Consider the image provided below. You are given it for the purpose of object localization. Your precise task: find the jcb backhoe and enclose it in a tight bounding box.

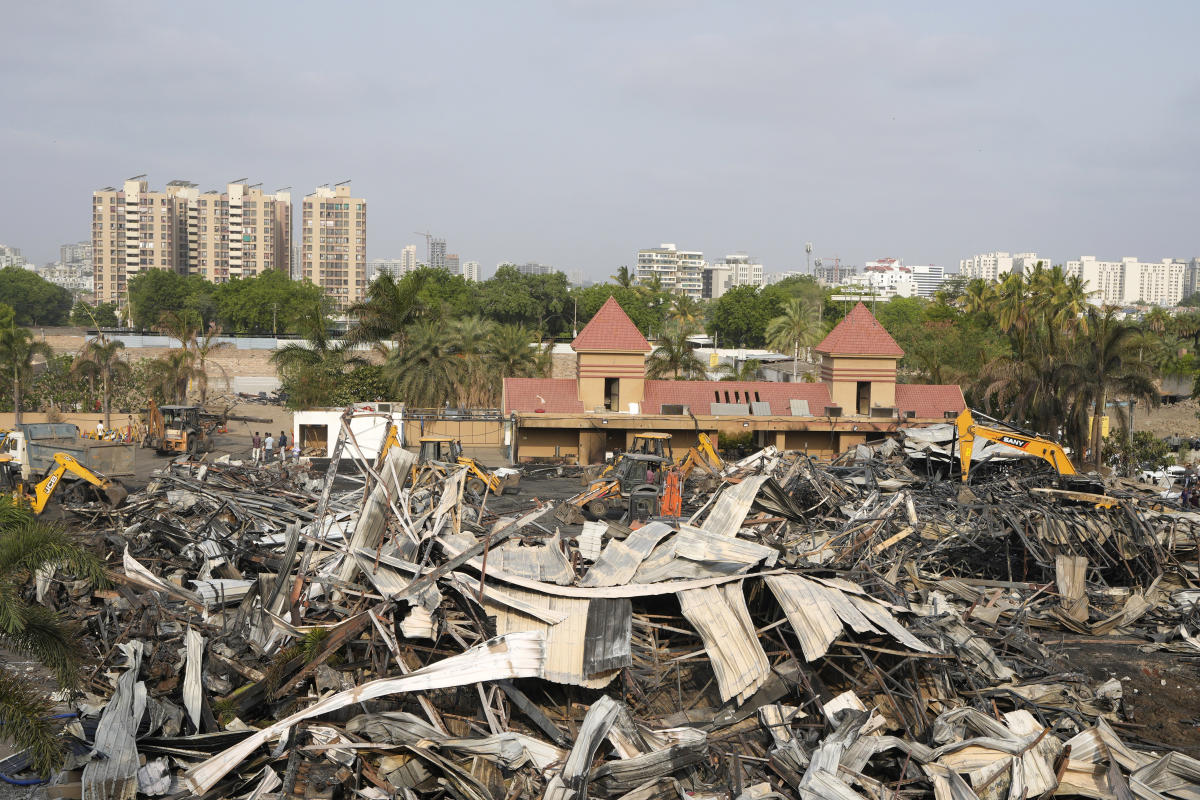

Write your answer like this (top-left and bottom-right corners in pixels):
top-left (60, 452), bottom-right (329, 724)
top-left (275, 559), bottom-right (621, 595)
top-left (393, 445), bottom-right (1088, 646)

top-left (15, 452), bottom-right (128, 515)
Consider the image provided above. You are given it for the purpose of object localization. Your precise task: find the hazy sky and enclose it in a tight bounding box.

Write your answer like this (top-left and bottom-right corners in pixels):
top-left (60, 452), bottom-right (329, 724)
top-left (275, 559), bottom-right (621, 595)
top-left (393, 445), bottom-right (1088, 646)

top-left (3, 1), bottom-right (1198, 279)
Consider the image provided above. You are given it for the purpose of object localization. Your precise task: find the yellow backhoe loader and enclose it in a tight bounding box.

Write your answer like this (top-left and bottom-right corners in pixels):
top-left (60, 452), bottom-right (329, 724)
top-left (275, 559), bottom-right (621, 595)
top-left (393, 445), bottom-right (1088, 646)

top-left (16, 452), bottom-right (128, 515)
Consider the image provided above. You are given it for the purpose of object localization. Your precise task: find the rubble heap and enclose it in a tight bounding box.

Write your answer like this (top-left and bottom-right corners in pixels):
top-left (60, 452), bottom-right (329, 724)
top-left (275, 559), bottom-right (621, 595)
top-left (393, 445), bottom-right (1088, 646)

top-left (12, 426), bottom-right (1200, 800)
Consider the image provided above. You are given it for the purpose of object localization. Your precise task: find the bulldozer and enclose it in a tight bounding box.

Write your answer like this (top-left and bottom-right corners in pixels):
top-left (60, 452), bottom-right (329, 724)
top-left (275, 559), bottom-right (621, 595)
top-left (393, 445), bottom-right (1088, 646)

top-left (144, 401), bottom-right (217, 455)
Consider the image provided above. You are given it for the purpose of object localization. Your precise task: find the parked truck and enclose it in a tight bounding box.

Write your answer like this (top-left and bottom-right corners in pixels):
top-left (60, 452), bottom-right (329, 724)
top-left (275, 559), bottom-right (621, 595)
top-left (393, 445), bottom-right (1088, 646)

top-left (0, 423), bottom-right (136, 481)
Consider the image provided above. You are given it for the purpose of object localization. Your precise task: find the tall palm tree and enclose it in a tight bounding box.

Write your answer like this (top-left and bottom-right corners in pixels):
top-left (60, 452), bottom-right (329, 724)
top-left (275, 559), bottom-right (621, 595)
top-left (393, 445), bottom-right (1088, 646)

top-left (346, 272), bottom-right (428, 345)
top-left (0, 326), bottom-right (54, 426)
top-left (610, 266), bottom-right (634, 289)
top-left (383, 322), bottom-right (463, 408)
top-left (192, 322), bottom-right (231, 405)
top-left (961, 278), bottom-right (995, 318)
top-left (715, 359), bottom-right (761, 381)
top-left (452, 316), bottom-right (497, 408)
top-left (489, 324), bottom-right (543, 380)
top-left (765, 298), bottom-right (822, 380)
top-left (668, 294), bottom-right (704, 330)
top-left (1061, 306), bottom-right (1159, 467)
top-left (271, 303), bottom-right (363, 409)
top-left (147, 348), bottom-right (201, 404)
top-left (73, 336), bottom-right (130, 428)
top-left (0, 500), bottom-right (107, 775)
top-left (645, 322), bottom-right (706, 380)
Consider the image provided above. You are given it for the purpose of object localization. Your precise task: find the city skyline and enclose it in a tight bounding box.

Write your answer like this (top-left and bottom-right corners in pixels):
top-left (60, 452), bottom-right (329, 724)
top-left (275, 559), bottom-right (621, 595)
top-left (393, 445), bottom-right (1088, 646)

top-left (3, 3), bottom-right (1199, 277)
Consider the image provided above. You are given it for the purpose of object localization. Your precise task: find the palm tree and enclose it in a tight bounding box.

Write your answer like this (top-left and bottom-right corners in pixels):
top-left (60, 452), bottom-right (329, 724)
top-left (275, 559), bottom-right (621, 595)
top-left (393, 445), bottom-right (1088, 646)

top-left (452, 316), bottom-right (497, 408)
top-left (765, 298), bottom-right (822, 380)
top-left (645, 322), bottom-right (707, 380)
top-left (73, 337), bottom-right (130, 428)
top-left (0, 326), bottom-right (54, 426)
top-left (0, 500), bottom-right (107, 775)
top-left (715, 359), bottom-right (761, 381)
top-left (489, 324), bottom-right (543, 380)
top-left (610, 266), bottom-right (634, 288)
top-left (271, 302), bottom-right (363, 409)
top-left (147, 348), bottom-right (201, 404)
top-left (668, 294), bottom-right (704, 330)
top-left (192, 322), bottom-right (231, 405)
top-left (346, 272), bottom-right (428, 345)
top-left (384, 322), bottom-right (463, 408)
top-left (961, 278), bottom-right (994, 318)
top-left (1061, 306), bottom-right (1159, 467)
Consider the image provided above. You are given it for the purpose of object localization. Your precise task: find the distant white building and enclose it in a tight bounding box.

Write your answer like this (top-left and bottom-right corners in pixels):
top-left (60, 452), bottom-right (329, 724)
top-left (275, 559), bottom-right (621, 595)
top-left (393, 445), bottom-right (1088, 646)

top-left (702, 253), bottom-right (764, 299)
top-left (959, 252), bottom-right (1046, 281)
top-left (636, 244), bottom-right (704, 299)
top-left (463, 260), bottom-right (481, 282)
top-left (764, 270), bottom-right (807, 285)
top-left (849, 259), bottom-right (914, 297)
top-left (1065, 256), bottom-right (1186, 307)
top-left (34, 262), bottom-right (92, 293)
top-left (908, 265), bottom-right (946, 297)
top-left (0, 245), bottom-right (24, 269)
top-left (400, 245), bottom-right (418, 273)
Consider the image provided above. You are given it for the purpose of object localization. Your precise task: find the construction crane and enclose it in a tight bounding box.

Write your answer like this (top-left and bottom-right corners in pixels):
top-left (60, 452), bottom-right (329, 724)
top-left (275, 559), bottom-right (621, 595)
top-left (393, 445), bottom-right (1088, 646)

top-left (413, 231), bottom-right (434, 265)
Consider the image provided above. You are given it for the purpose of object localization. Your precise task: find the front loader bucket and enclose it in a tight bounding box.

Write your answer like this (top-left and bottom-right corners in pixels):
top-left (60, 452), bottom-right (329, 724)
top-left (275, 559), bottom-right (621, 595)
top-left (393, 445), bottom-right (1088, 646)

top-left (102, 480), bottom-right (128, 509)
top-left (554, 503), bottom-right (586, 525)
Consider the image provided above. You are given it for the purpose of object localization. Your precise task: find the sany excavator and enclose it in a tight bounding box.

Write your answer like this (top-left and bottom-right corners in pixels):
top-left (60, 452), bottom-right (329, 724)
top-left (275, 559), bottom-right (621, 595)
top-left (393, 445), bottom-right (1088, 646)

top-left (377, 426), bottom-right (520, 496)
top-left (14, 452), bottom-right (128, 515)
top-left (955, 409), bottom-right (1100, 491)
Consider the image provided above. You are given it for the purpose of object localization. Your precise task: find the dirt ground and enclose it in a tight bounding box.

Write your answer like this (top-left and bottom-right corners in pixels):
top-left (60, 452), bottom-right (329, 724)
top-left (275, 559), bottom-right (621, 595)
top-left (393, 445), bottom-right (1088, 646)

top-left (1127, 397), bottom-right (1200, 440)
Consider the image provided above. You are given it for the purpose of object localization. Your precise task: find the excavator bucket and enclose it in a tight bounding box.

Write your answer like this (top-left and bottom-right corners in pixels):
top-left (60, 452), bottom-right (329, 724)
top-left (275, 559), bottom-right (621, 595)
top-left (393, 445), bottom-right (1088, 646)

top-left (101, 480), bottom-right (128, 509)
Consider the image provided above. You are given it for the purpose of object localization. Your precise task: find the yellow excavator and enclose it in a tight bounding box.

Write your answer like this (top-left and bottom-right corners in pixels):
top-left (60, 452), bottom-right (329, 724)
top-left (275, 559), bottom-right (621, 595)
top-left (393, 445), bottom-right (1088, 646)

top-left (378, 427), bottom-right (519, 496)
top-left (15, 452), bottom-right (128, 515)
top-left (955, 409), bottom-right (1085, 484)
top-left (677, 433), bottom-right (725, 482)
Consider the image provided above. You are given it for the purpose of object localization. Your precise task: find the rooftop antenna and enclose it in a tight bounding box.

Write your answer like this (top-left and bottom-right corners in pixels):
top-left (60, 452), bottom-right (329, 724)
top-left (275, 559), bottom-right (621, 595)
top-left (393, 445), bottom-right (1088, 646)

top-left (805, 242), bottom-right (813, 274)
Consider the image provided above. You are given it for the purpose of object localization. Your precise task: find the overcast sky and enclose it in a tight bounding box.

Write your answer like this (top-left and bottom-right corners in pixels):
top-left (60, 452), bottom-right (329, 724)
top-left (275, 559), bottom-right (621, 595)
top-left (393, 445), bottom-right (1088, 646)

top-left (3, 1), bottom-right (1198, 279)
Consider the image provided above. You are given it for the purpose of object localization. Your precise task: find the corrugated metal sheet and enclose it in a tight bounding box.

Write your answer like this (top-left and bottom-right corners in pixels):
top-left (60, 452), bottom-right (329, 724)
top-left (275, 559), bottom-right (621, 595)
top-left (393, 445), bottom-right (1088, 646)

top-left (582, 598), bottom-right (632, 674)
top-left (581, 522), bottom-right (672, 587)
top-left (750, 401), bottom-right (772, 416)
top-left (710, 403), bottom-right (751, 416)
top-left (677, 583), bottom-right (769, 705)
top-left (701, 475), bottom-right (771, 536)
top-left (485, 587), bottom-right (620, 688)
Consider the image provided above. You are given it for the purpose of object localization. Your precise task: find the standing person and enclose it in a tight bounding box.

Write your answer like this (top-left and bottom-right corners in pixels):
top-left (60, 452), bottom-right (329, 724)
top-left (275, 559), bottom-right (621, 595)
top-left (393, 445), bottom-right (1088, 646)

top-left (264, 432), bottom-right (275, 464)
top-left (278, 430), bottom-right (288, 462)
top-left (251, 431), bottom-right (262, 464)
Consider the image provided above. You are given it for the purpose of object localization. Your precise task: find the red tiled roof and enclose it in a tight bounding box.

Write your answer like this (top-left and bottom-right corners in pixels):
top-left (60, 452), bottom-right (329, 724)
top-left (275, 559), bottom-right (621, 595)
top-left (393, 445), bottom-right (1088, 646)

top-left (571, 296), bottom-right (651, 352)
top-left (642, 381), bottom-right (831, 416)
top-left (503, 378), bottom-right (584, 414)
top-left (815, 302), bottom-right (904, 357)
top-left (895, 384), bottom-right (966, 419)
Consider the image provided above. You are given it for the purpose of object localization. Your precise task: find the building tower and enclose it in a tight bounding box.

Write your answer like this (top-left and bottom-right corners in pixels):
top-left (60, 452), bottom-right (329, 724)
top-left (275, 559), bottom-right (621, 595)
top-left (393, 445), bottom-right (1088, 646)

top-left (301, 183), bottom-right (367, 311)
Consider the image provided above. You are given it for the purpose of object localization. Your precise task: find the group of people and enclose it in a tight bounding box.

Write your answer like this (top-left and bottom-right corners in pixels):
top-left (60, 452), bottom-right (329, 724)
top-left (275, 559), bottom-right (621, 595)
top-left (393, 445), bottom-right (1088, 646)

top-left (1181, 475), bottom-right (1200, 508)
top-left (250, 430), bottom-right (300, 464)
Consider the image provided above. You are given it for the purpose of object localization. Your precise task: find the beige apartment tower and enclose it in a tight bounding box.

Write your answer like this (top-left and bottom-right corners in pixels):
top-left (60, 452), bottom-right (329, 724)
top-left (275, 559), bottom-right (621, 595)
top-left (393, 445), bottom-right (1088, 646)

top-left (301, 184), bottom-right (367, 310)
top-left (92, 179), bottom-right (293, 304)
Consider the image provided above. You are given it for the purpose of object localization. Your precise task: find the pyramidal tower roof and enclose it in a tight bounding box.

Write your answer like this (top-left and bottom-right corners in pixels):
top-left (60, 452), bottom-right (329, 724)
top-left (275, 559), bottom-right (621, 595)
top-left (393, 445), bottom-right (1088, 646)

top-left (815, 302), bottom-right (904, 357)
top-left (571, 296), bottom-right (652, 352)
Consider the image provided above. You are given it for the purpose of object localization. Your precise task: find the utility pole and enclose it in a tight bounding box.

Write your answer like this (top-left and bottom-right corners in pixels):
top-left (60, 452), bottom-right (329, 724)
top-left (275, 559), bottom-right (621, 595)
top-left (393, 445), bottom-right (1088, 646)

top-left (272, 303), bottom-right (278, 337)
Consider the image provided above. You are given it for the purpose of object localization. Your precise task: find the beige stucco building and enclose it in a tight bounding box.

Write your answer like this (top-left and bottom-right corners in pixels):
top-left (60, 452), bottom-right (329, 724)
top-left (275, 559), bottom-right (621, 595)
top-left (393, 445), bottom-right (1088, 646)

top-left (301, 184), bottom-right (368, 311)
top-left (92, 179), bottom-right (293, 303)
top-left (503, 297), bottom-right (966, 463)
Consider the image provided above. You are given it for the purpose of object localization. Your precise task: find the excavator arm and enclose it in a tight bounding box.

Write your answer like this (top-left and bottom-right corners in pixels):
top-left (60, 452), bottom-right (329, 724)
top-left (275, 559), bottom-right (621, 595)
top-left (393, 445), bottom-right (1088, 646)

top-left (25, 453), bottom-right (128, 515)
top-left (955, 409), bottom-right (1078, 482)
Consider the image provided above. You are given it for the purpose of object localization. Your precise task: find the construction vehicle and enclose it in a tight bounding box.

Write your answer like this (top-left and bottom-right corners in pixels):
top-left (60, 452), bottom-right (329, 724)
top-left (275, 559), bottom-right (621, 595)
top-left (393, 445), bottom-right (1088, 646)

top-left (556, 452), bottom-right (672, 523)
top-left (582, 432), bottom-right (675, 483)
top-left (145, 401), bottom-right (216, 455)
top-left (402, 433), bottom-right (521, 496)
top-left (675, 433), bottom-right (725, 489)
top-left (1, 423), bottom-right (134, 481)
top-left (14, 452), bottom-right (127, 515)
top-left (955, 409), bottom-right (1100, 490)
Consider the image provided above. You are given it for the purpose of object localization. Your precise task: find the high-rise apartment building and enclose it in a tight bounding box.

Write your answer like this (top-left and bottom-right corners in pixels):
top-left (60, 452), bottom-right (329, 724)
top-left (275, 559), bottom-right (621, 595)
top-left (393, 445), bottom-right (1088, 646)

top-left (636, 244), bottom-right (704, 299)
top-left (60, 241), bottom-right (92, 266)
top-left (92, 179), bottom-right (191, 303)
top-left (462, 261), bottom-right (480, 282)
top-left (301, 184), bottom-right (367, 311)
top-left (445, 253), bottom-right (461, 275)
top-left (1183, 258), bottom-right (1200, 301)
top-left (429, 238), bottom-right (446, 270)
top-left (907, 265), bottom-right (946, 297)
top-left (1064, 256), bottom-right (1186, 307)
top-left (958, 252), bottom-right (1045, 282)
top-left (401, 245), bottom-right (418, 273)
top-left (190, 183), bottom-right (291, 283)
top-left (0, 245), bottom-right (25, 268)
top-left (702, 253), bottom-right (764, 299)
top-left (92, 179), bottom-right (291, 303)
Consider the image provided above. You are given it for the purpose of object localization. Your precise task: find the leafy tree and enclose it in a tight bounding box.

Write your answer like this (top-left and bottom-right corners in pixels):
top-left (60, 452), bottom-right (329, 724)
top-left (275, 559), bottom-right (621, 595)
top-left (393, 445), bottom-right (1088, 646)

top-left (146, 349), bottom-right (201, 405)
top-left (0, 326), bottom-right (54, 425)
top-left (347, 271), bottom-right (431, 345)
top-left (0, 267), bottom-right (72, 326)
top-left (0, 500), bottom-right (107, 775)
top-left (707, 285), bottom-right (785, 347)
top-left (328, 364), bottom-right (391, 406)
top-left (272, 298), bottom-right (364, 409)
top-left (73, 336), bottom-right (130, 427)
top-left (476, 266), bottom-right (570, 334)
top-left (1104, 430), bottom-right (1171, 477)
top-left (70, 302), bottom-right (119, 328)
top-left (212, 270), bottom-right (325, 335)
top-left (127, 270), bottom-right (214, 330)
top-left (570, 285), bottom-right (671, 337)
top-left (30, 354), bottom-right (88, 413)
top-left (646, 322), bottom-right (707, 380)
top-left (765, 298), bottom-right (823, 379)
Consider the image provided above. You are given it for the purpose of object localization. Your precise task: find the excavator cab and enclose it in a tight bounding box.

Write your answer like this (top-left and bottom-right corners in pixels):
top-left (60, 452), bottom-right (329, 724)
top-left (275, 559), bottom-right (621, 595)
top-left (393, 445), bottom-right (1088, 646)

top-left (418, 436), bottom-right (463, 465)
